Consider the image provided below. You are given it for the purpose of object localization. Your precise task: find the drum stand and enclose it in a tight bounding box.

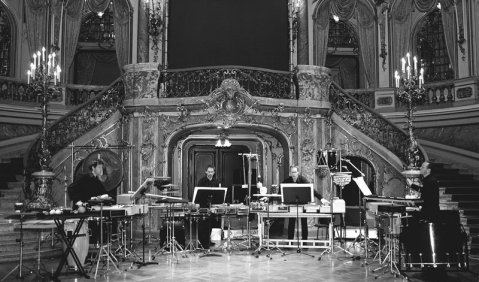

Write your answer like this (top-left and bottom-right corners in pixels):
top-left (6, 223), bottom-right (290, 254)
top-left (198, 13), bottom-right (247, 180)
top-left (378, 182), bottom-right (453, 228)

top-left (184, 213), bottom-right (205, 252)
top-left (114, 216), bottom-right (140, 261)
top-left (220, 213), bottom-right (243, 254)
top-left (372, 213), bottom-right (404, 279)
top-left (1, 213), bottom-right (33, 281)
top-left (152, 203), bottom-right (186, 263)
top-left (92, 203), bottom-right (121, 279)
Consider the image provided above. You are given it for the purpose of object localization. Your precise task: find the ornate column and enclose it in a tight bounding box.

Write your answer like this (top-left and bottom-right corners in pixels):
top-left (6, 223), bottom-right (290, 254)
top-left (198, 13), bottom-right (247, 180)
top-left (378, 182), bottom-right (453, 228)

top-left (296, 65), bottom-right (332, 102)
top-left (295, 65), bottom-right (332, 185)
top-left (123, 63), bottom-right (159, 99)
top-left (296, 0), bottom-right (309, 64)
top-left (137, 0), bottom-right (150, 63)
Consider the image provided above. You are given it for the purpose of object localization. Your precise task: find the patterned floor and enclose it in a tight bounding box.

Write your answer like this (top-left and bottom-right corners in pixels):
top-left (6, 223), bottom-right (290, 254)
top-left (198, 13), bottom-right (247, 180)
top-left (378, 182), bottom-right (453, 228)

top-left (0, 245), bottom-right (478, 282)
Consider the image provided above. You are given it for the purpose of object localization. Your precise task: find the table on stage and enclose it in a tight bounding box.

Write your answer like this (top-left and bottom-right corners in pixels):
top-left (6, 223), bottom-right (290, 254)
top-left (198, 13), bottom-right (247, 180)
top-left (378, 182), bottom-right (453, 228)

top-left (254, 211), bottom-right (338, 250)
top-left (36, 213), bottom-right (91, 280)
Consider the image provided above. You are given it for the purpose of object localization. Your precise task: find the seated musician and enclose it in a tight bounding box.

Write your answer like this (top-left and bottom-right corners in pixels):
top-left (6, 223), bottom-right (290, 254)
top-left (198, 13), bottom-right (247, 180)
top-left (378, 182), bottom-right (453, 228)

top-left (282, 166), bottom-right (328, 240)
top-left (67, 159), bottom-right (112, 206)
top-left (197, 165), bottom-right (220, 248)
top-left (406, 161), bottom-right (440, 216)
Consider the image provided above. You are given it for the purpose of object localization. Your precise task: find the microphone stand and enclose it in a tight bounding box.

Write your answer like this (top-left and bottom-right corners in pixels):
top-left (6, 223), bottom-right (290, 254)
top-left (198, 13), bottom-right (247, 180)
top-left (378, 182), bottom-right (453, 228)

top-left (133, 191), bottom-right (157, 268)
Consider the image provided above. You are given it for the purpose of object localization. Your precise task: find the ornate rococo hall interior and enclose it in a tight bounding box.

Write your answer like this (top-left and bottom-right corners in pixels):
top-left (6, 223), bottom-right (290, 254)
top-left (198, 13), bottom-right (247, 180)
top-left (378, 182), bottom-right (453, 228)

top-left (0, 0), bottom-right (479, 279)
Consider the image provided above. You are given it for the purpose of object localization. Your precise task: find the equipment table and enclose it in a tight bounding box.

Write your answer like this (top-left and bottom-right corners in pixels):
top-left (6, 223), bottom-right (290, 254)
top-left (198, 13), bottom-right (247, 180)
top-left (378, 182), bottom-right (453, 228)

top-left (255, 211), bottom-right (339, 250)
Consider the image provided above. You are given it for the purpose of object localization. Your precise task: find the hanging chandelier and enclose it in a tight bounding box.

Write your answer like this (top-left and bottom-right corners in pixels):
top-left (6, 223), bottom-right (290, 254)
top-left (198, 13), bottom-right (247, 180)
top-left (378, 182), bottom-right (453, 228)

top-left (215, 130), bottom-right (231, 148)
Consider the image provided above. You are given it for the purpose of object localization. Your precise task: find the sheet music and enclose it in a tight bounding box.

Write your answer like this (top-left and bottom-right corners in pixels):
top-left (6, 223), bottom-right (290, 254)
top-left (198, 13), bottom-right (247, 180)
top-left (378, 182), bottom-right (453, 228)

top-left (353, 177), bottom-right (372, 196)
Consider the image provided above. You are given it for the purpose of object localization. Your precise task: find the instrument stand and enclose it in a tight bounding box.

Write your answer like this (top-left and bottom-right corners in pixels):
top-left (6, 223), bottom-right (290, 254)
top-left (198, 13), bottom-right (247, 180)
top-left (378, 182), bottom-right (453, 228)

top-left (221, 213), bottom-right (243, 254)
top-left (322, 171), bottom-right (355, 259)
top-left (238, 153), bottom-right (259, 250)
top-left (284, 199), bottom-right (314, 258)
top-left (92, 202), bottom-right (121, 279)
top-left (184, 215), bottom-right (206, 253)
top-left (253, 197), bottom-right (284, 259)
top-left (1, 213), bottom-right (34, 281)
top-left (372, 213), bottom-right (405, 279)
top-left (114, 216), bottom-right (140, 261)
top-left (152, 202), bottom-right (187, 263)
top-left (133, 196), bottom-right (157, 268)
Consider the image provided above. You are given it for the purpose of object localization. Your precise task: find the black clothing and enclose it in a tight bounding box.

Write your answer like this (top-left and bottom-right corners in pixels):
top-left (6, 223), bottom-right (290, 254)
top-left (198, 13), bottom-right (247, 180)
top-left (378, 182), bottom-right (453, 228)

top-left (196, 175), bottom-right (220, 248)
top-left (282, 175), bottom-right (322, 240)
top-left (411, 174), bottom-right (440, 215)
top-left (197, 176), bottom-right (219, 187)
top-left (67, 173), bottom-right (108, 203)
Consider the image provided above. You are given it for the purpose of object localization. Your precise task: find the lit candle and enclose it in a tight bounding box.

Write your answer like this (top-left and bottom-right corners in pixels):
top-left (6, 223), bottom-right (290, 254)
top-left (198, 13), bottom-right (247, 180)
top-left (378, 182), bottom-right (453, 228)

top-left (27, 70), bottom-right (31, 84)
top-left (36, 51), bottom-right (41, 66)
top-left (413, 56), bottom-right (417, 73)
top-left (407, 66), bottom-right (411, 79)
top-left (52, 53), bottom-right (56, 67)
top-left (401, 58), bottom-right (406, 73)
top-left (406, 52), bottom-right (410, 67)
top-left (30, 62), bottom-right (35, 79)
top-left (394, 70), bottom-right (399, 87)
top-left (47, 61), bottom-right (51, 74)
top-left (419, 75), bottom-right (423, 88)
top-left (42, 47), bottom-right (46, 61)
top-left (33, 53), bottom-right (37, 67)
top-left (56, 66), bottom-right (61, 84)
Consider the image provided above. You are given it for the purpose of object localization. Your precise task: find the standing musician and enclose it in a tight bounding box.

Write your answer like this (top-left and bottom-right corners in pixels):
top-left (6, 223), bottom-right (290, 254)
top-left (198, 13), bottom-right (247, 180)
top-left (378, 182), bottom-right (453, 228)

top-left (196, 165), bottom-right (220, 248)
top-left (406, 161), bottom-right (440, 216)
top-left (282, 166), bottom-right (328, 240)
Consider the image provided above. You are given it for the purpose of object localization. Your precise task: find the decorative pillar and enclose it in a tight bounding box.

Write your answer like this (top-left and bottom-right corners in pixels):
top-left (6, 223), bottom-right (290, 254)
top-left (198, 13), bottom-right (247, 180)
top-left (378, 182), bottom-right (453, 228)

top-left (123, 63), bottom-right (159, 99)
top-left (137, 0), bottom-right (150, 63)
top-left (296, 65), bottom-right (332, 102)
top-left (297, 0), bottom-right (309, 65)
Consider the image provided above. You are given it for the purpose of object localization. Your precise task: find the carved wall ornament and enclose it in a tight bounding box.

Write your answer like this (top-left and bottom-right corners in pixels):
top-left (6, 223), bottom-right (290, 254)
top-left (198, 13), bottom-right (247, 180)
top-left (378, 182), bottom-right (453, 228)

top-left (200, 79), bottom-right (259, 128)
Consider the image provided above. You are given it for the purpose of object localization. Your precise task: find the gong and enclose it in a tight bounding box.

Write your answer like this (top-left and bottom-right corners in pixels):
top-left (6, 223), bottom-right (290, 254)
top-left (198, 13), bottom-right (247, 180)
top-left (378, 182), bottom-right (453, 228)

top-left (74, 149), bottom-right (124, 192)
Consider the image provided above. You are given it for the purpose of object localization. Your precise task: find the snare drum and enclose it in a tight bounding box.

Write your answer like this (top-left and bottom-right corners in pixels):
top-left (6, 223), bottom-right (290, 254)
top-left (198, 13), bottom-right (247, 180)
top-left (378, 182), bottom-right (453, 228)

top-left (63, 219), bottom-right (89, 268)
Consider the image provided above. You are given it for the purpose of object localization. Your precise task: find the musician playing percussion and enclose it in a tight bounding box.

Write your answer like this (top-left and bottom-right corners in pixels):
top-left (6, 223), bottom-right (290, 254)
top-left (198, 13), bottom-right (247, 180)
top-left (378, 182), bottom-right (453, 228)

top-left (283, 166), bottom-right (327, 240)
top-left (197, 165), bottom-right (220, 249)
top-left (406, 161), bottom-right (440, 215)
top-left (67, 159), bottom-right (110, 205)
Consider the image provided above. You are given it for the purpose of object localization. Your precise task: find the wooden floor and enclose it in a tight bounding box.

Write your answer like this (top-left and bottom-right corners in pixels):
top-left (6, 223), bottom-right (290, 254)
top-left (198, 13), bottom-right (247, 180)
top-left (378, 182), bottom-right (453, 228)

top-left (0, 242), bottom-right (478, 282)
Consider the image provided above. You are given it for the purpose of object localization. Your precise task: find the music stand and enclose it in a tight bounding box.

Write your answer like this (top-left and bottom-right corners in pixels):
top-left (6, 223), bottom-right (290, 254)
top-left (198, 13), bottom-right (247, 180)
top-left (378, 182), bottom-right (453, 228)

top-left (192, 187), bottom-right (227, 208)
top-left (131, 178), bottom-right (157, 268)
top-left (280, 183), bottom-right (315, 258)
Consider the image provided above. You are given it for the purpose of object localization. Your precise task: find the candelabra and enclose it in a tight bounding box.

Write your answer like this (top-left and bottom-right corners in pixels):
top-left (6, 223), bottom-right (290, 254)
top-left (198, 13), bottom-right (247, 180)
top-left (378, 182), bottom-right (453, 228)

top-left (26, 46), bottom-right (61, 211)
top-left (395, 53), bottom-right (426, 193)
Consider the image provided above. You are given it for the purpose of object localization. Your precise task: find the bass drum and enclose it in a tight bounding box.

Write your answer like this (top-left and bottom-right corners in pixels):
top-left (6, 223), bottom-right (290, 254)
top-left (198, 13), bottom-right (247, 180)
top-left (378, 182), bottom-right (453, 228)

top-left (400, 211), bottom-right (467, 270)
top-left (63, 219), bottom-right (89, 269)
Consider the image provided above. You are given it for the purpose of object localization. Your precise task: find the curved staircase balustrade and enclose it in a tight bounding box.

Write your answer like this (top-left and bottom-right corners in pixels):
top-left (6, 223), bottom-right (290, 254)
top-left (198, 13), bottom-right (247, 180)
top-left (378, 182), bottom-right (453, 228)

top-left (22, 77), bottom-right (125, 200)
top-left (330, 82), bottom-right (425, 167)
top-left (161, 65), bottom-right (295, 99)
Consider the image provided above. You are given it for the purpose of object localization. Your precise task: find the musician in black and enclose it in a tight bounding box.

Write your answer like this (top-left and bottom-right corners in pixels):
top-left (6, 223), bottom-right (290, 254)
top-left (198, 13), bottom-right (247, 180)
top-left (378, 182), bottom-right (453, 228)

top-left (196, 165), bottom-right (220, 249)
top-left (283, 166), bottom-right (327, 240)
top-left (406, 161), bottom-right (440, 215)
top-left (67, 159), bottom-right (109, 205)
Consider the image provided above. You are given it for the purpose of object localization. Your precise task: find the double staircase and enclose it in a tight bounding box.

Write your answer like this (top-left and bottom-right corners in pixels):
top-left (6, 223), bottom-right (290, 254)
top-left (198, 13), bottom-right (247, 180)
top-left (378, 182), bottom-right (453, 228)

top-left (0, 157), bottom-right (62, 263)
top-left (436, 163), bottom-right (479, 255)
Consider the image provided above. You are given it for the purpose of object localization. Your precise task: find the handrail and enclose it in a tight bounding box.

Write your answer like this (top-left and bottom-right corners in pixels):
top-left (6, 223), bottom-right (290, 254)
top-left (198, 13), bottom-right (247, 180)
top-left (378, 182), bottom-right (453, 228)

top-left (23, 76), bottom-right (125, 200)
top-left (330, 81), bottom-right (425, 167)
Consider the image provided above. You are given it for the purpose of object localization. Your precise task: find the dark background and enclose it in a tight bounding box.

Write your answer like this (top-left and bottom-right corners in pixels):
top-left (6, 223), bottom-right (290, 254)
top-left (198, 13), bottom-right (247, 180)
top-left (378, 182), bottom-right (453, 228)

top-left (168, 0), bottom-right (290, 71)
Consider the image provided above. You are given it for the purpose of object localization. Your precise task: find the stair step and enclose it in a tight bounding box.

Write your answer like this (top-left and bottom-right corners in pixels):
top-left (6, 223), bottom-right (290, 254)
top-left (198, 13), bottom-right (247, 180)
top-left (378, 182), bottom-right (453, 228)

top-left (443, 187), bottom-right (479, 194)
top-left (438, 179), bottom-right (479, 187)
top-left (451, 195), bottom-right (479, 201)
